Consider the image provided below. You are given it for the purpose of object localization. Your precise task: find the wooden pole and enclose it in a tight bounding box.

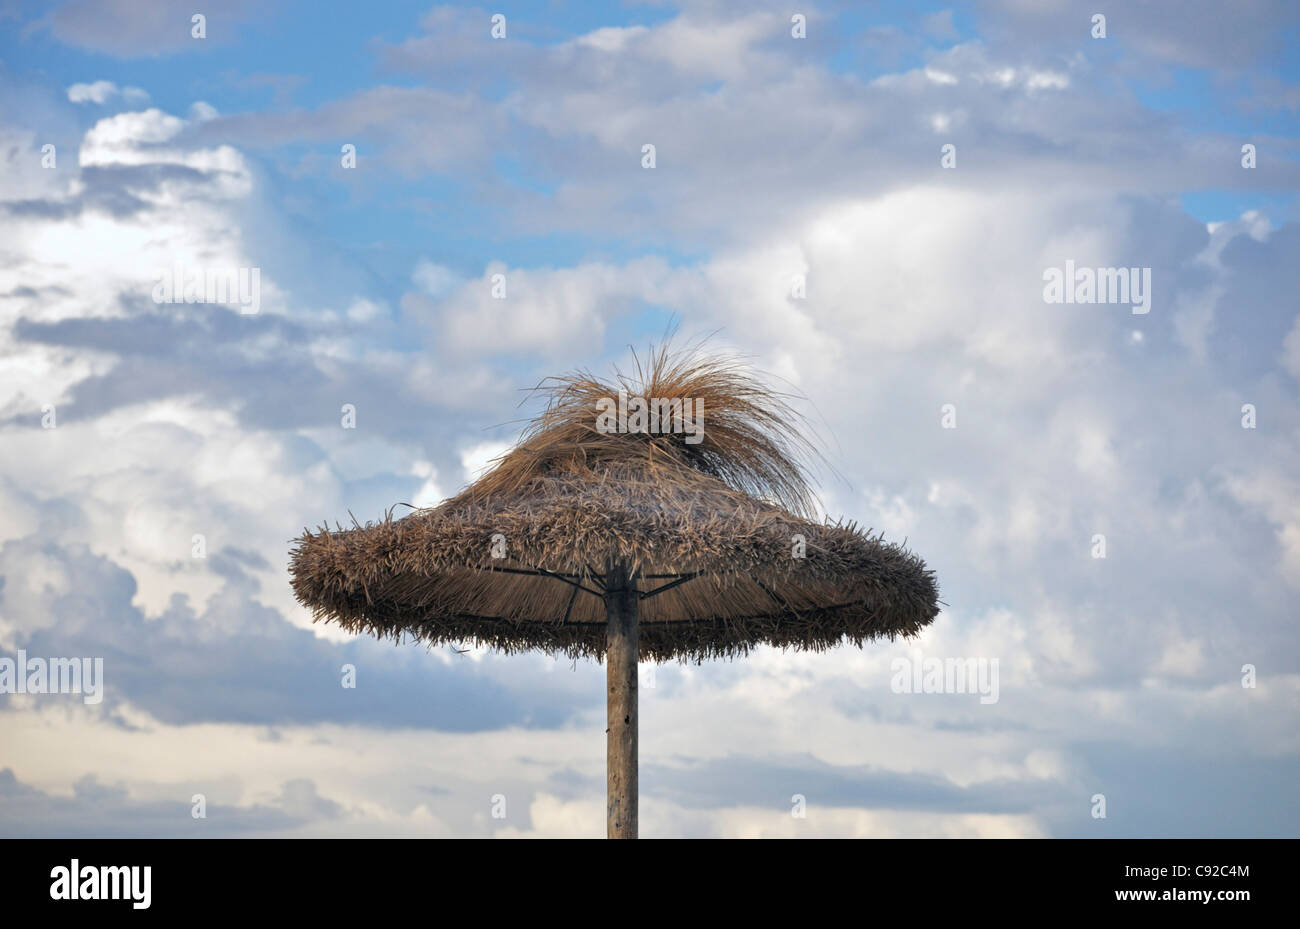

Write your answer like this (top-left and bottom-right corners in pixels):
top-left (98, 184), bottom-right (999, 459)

top-left (604, 564), bottom-right (638, 839)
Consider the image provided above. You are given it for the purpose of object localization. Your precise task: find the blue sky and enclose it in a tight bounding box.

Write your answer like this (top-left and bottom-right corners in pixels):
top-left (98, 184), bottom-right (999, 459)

top-left (0, 0), bottom-right (1298, 837)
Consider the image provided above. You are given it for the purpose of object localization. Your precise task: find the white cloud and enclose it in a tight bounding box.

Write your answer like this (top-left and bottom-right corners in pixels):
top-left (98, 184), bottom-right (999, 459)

top-left (67, 80), bottom-right (115, 104)
top-left (67, 80), bottom-right (150, 105)
top-left (431, 257), bottom-right (679, 357)
top-left (189, 100), bottom-right (219, 122)
top-left (1223, 470), bottom-right (1300, 586)
top-left (412, 260), bottom-right (460, 298)
top-left (460, 441), bottom-right (511, 483)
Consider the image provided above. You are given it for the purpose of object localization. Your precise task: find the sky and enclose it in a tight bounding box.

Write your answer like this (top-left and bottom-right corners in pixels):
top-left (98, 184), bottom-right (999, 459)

top-left (0, 0), bottom-right (1297, 838)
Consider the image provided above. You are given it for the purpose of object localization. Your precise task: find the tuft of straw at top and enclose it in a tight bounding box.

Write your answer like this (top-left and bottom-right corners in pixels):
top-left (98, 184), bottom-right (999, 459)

top-left (466, 342), bottom-right (824, 519)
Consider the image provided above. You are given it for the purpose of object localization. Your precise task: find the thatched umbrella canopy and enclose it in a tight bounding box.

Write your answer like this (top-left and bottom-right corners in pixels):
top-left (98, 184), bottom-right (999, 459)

top-left (290, 347), bottom-right (940, 837)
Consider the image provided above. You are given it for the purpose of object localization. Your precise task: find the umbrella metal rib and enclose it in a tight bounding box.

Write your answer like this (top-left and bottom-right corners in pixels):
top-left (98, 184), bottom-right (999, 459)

top-left (638, 571), bottom-right (702, 600)
top-left (484, 565), bottom-right (604, 598)
top-left (484, 564), bottom-right (704, 602)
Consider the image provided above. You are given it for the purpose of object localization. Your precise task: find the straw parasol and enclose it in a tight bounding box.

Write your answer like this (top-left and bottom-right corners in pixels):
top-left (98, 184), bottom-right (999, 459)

top-left (290, 345), bottom-right (940, 837)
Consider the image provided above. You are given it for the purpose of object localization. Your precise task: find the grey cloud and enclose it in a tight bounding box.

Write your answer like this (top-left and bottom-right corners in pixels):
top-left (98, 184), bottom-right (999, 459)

top-left (648, 744), bottom-right (1300, 837)
top-left (0, 768), bottom-right (332, 838)
top-left (644, 752), bottom-right (1053, 815)
top-left (1046, 741), bottom-right (1300, 838)
top-left (316, 15), bottom-right (1298, 251)
top-left (2, 163), bottom-right (241, 221)
top-left (0, 537), bottom-right (600, 732)
top-left (977, 0), bottom-right (1300, 72)
top-left (39, 0), bottom-right (266, 58)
